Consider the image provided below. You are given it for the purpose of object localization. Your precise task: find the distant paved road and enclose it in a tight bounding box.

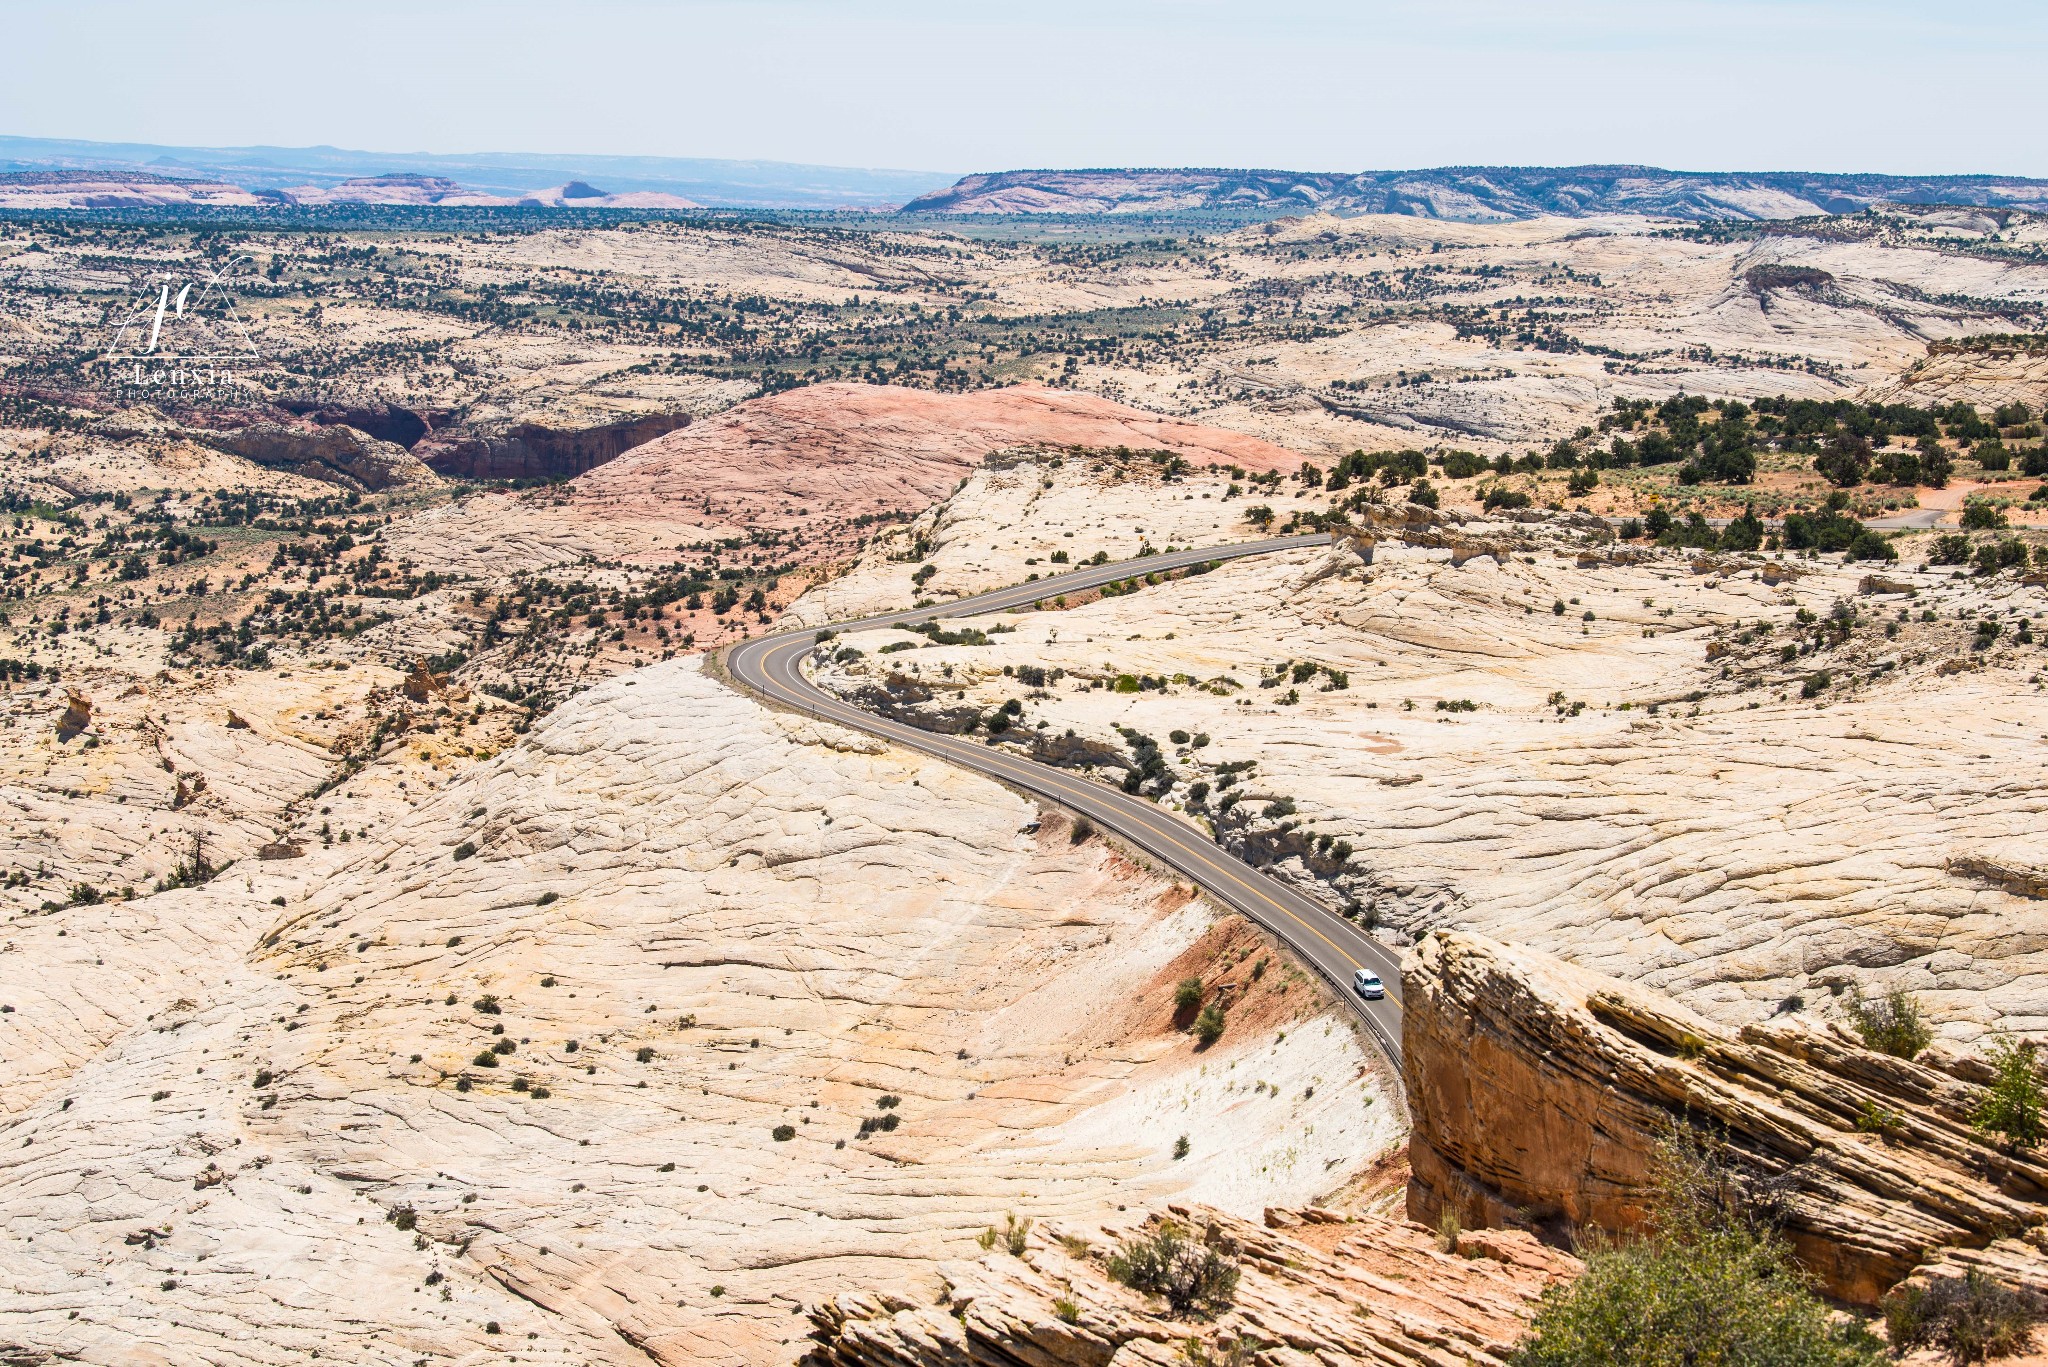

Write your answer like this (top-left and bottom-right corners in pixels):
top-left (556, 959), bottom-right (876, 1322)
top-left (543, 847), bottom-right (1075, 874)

top-left (724, 534), bottom-right (1405, 1066)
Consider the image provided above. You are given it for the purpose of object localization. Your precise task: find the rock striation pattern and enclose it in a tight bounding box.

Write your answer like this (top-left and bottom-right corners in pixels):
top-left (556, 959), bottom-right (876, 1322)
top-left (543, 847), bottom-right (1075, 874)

top-left (0, 659), bottom-right (1391, 1365)
top-left (1403, 932), bottom-right (2048, 1307)
top-left (809, 497), bottom-right (2048, 1036)
top-left (386, 382), bottom-right (1304, 582)
top-left (803, 1202), bottom-right (1579, 1367)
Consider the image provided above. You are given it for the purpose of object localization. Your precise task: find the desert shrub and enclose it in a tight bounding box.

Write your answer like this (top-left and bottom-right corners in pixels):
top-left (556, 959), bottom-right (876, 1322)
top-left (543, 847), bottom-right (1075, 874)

top-left (1854, 1100), bottom-right (1906, 1142)
top-left (1004, 1212), bottom-right (1032, 1255)
top-left (1515, 1126), bottom-right (1854, 1357)
top-left (772, 1124), bottom-right (795, 1141)
top-left (1483, 485), bottom-right (1532, 512)
top-left (1070, 817), bottom-right (1094, 844)
top-left (1886, 1271), bottom-right (2043, 1365)
top-left (1106, 1220), bottom-right (1240, 1319)
top-left (1843, 988), bottom-right (1932, 1059)
top-left (1511, 1225), bottom-right (1882, 1366)
top-left (1930, 533), bottom-right (1975, 565)
top-left (473, 1051), bottom-right (498, 1068)
top-left (1408, 478), bottom-right (1439, 508)
top-left (635, 1046), bottom-right (655, 1062)
top-left (1961, 502), bottom-right (2009, 531)
top-left (1511, 1131), bottom-right (1881, 1366)
top-left (1972, 1035), bottom-right (2046, 1150)
top-left (1054, 1297), bottom-right (1081, 1324)
top-left (1193, 1002), bottom-right (1227, 1046)
top-left (1173, 1134), bottom-right (1190, 1160)
top-left (1174, 977), bottom-right (1204, 1011)
top-left (472, 995), bottom-right (500, 1015)
top-left (452, 842), bottom-right (476, 861)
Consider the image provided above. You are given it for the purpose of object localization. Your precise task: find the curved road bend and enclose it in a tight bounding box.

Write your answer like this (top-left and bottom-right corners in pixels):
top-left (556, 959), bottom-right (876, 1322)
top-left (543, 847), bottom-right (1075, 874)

top-left (724, 533), bottom-right (1406, 1066)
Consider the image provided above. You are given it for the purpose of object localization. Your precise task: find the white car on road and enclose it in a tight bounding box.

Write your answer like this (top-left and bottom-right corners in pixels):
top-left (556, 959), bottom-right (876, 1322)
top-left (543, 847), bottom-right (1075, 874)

top-left (1353, 970), bottom-right (1385, 1000)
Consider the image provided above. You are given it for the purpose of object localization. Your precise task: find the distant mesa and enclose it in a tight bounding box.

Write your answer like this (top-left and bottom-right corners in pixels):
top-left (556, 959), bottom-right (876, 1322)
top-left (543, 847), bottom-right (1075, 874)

top-left (519, 181), bottom-right (701, 209)
top-left (0, 169), bottom-right (273, 209)
top-left (0, 167), bottom-right (700, 211)
top-left (283, 174), bottom-right (516, 207)
top-left (901, 164), bottom-right (2048, 221)
top-left (12, 149), bottom-right (2048, 222)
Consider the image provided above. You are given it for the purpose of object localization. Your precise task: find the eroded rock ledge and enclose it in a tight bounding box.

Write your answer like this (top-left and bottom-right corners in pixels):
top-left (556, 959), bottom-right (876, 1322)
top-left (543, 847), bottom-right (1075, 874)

top-left (1404, 932), bottom-right (2048, 1307)
top-left (803, 1203), bottom-right (1579, 1367)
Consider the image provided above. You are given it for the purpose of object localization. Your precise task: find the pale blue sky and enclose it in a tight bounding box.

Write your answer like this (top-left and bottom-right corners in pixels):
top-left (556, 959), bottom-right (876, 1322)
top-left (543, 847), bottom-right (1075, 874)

top-left (11, 0), bottom-right (2046, 175)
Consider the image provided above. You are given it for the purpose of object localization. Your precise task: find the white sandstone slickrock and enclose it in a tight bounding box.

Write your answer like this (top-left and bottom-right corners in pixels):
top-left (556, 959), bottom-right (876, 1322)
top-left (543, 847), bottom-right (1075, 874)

top-left (811, 509), bottom-right (2048, 1035)
top-left (0, 657), bottom-right (1390, 1365)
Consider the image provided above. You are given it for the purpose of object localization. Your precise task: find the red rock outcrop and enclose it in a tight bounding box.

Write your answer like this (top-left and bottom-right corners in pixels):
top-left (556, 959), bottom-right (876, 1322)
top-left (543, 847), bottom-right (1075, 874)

top-left (386, 382), bottom-right (1308, 578)
top-left (1403, 932), bottom-right (2048, 1307)
top-left (573, 381), bottom-right (1304, 526)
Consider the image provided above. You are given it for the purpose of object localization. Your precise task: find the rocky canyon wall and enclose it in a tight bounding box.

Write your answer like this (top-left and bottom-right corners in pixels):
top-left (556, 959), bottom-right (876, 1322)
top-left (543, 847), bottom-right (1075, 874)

top-left (1403, 932), bottom-right (2048, 1306)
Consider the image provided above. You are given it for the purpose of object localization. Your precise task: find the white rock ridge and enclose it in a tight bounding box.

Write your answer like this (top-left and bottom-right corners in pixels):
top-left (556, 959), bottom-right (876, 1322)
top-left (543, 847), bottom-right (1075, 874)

top-left (0, 658), bottom-right (1391, 1365)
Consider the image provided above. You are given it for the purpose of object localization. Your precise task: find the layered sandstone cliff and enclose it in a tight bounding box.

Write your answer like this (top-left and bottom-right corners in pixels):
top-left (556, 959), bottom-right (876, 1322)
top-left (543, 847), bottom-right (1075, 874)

top-left (1404, 932), bottom-right (2048, 1307)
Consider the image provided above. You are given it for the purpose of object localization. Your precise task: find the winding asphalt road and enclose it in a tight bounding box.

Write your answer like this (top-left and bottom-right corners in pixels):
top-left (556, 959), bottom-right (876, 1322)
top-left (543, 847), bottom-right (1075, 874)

top-left (724, 533), bottom-right (1406, 1066)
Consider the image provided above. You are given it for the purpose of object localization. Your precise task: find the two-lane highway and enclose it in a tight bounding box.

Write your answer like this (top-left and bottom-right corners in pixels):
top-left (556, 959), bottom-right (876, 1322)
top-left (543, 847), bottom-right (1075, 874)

top-left (724, 534), bottom-right (1405, 1066)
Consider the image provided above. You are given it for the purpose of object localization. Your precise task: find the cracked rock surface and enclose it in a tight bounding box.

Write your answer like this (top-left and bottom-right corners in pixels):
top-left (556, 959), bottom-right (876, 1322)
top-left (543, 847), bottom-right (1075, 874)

top-left (0, 659), bottom-right (1390, 1365)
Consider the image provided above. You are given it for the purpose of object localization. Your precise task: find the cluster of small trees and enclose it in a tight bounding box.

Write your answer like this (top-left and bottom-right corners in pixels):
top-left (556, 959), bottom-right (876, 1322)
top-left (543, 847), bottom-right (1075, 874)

top-left (1616, 497), bottom-right (1893, 560)
top-left (1931, 532), bottom-right (2047, 577)
top-left (1581, 394), bottom-right (2036, 490)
